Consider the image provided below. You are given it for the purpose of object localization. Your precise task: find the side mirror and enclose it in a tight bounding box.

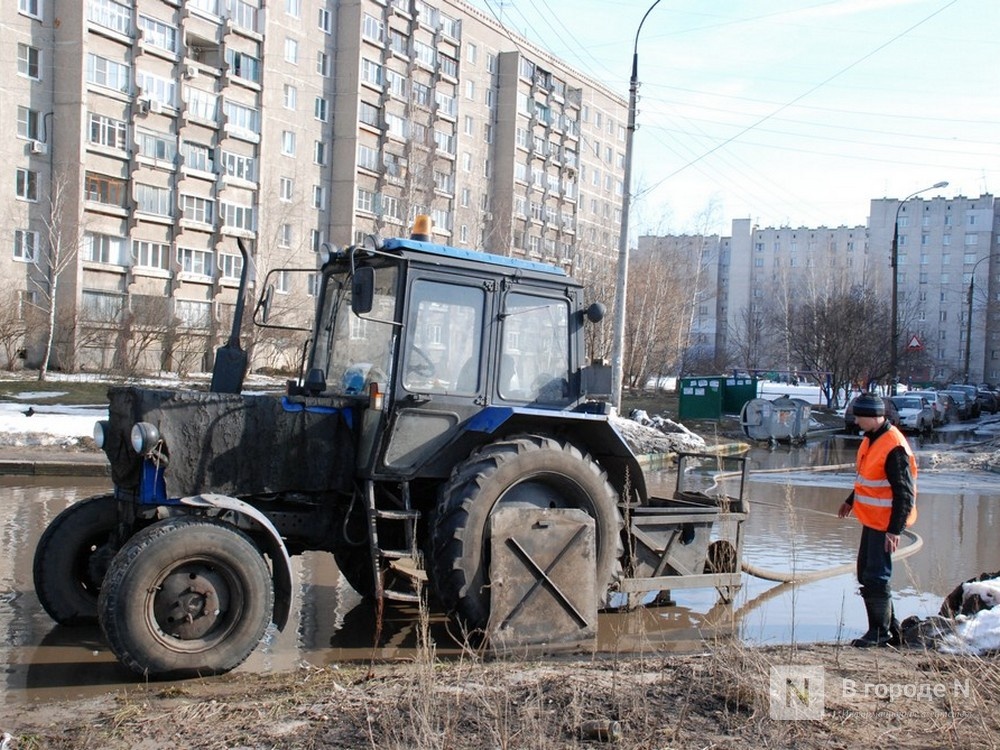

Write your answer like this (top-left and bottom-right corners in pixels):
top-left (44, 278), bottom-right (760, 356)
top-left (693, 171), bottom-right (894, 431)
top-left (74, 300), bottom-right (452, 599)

top-left (585, 302), bottom-right (606, 323)
top-left (258, 285), bottom-right (274, 324)
top-left (352, 266), bottom-right (375, 315)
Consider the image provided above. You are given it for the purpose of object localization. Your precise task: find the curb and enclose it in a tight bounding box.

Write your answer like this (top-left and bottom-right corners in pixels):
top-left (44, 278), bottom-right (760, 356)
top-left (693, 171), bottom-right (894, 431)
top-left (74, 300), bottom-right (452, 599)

top-left (0, 457), bottom-right (110, 478)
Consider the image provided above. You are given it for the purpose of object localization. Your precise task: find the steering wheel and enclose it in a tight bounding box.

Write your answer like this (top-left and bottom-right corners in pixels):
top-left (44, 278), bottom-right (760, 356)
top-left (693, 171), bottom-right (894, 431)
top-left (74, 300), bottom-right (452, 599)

top-left (407, 345), bottom-right (436, 378)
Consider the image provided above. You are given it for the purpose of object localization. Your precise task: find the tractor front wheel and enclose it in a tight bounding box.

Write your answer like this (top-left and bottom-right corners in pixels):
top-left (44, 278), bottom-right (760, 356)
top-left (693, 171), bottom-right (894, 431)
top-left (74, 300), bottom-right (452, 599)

top-left (33, 494), bottom-right (120, 625)
top-left (98, 518), bottom-right (273, 678)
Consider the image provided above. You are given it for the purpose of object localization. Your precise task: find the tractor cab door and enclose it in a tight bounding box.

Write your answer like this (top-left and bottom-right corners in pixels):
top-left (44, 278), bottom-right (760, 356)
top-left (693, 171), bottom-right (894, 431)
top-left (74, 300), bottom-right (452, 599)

top-left (379, 273), bottom-right (492, 476)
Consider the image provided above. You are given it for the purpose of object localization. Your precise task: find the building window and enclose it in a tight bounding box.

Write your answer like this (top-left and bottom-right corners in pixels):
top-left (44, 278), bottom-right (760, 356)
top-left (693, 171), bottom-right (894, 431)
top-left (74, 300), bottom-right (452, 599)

top-left (15, 169), bottom-right (37, 201)
top-left (275, 270), bottom-right (290, 293)
top-left (279, 177), bottom-right (294, 202)
top-left (136, 71), bottom-right (176, 107)
top-left (311, 229), bottom-right (324, 252)
top-left (314, 97), bottom-right (329, 121)
top-left (13, 229), bottom-right (39, 261)
top-left (182, 141), bottom-right (213, 172)
top-left (135, 183), bottom-right (173, 216)
top-left (318, 7), bottom-right (331, 32)
top-left (283, 84), bottom-right (297, 109)
top-left (285, 0), bottom-right (300, 17)
top-left (81, 290), bottom-right (124, 322)
top-left (281, 130), bottom-right (296, 156)
top-left (225, 49), bottom-right (261, 83)
top-left (136, 129), bottom-right (177, 161)
top-left (361, 58), bottom-right (383, 86)
top-left (137, 14), bottom-right (178, 53)
top-left (88, 112), bottom-right (128, 150)
top-left (17, 43), bottom-right (41, 79)
top-left (132, 240), bottom-right (170, 270)
top-left (316, 52), bottom-right (330, 77)
top-left (221, 202), bottom-right (255, 231)
top-left (175, 298), bottom-right (212, 327)
top-left (177, 247), bottom-right (213, 278)
top-left (284, 38), bottom-right (298, 64)
top-left (83, 232), bottom-right (128, 265)
top-left (362, 13), bottom-right (384, 41)
top-left (312, 185), bottom-right (326, 209)
top-left (85, 172), bottom-right (127, 207)
top-left (218, 252), bottom-right (243, 280)
top-left (19, 0), bottom-right (42, 19)
top-left (314, 141), bottom-right (328, 165)
top-left (279, 224), bottom-right (292, 248)
top-left (356, 188), bottom-right (375, 213)
top-left (86, 53), bottom-right (129, 93)
top-left (181, 194), bottom-right (214, 224)
top-left (16, 107), bottom-right (40, 140)
top-left (223, 100), bottom-right (260, 136)
top-left (220, 150), bottom-right (256, 182)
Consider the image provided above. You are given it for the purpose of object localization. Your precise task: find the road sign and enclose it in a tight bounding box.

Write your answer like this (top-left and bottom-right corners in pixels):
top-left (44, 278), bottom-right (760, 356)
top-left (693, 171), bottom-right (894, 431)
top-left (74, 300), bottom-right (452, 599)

top-left (907, 334), bottom-right (924, 351)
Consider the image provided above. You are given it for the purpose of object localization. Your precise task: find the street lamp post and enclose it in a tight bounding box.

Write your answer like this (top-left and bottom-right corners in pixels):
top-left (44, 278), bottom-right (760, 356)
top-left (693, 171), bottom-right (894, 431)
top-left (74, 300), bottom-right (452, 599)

top-left (963, 253), bottom-right (998, 383)
top-left (611, 0), bottom-right (662, 410)
top-left (889, 181), bottom-right (948, 394)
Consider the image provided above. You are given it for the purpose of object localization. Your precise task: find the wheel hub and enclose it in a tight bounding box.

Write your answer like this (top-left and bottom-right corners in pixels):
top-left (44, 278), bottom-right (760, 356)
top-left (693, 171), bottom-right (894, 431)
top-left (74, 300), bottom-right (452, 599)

top-left (154, 566), bottom-right (231, 640)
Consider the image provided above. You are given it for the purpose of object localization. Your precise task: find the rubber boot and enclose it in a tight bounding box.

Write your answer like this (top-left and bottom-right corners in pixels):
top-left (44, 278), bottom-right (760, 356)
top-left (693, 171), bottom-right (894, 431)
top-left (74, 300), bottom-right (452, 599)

top-left (888, 602), bottom-right (902, 647)
top-left (852, 595), bottom-right (893, 648)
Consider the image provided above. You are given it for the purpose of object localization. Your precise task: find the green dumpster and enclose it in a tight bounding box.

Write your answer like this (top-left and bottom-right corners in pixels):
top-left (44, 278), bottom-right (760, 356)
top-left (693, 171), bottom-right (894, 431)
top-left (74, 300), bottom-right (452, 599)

top-left (722, 377), bottom-right (758, 415)
top-left (679, 377), bottom-right (723, 419)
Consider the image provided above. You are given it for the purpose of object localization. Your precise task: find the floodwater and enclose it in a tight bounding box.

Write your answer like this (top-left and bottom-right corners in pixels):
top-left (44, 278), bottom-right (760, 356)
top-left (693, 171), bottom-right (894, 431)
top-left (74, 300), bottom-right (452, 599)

top-left (2, 428), bottom-right (999, 706)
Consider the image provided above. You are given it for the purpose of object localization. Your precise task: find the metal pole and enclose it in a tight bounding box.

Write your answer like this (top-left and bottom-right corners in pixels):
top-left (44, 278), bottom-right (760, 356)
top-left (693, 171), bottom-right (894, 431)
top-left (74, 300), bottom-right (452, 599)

top-left (889, 181), bottom-right (948, 395)
top-left (611, 0), bottom-right (662, 410)
top-left (964, 253), bottom-right (997, 383)
top-left (964, 273), bottom-right (975, 383)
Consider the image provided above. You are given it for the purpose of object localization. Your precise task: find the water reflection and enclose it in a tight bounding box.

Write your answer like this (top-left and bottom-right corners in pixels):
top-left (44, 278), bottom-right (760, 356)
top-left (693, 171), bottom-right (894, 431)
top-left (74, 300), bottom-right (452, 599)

top-left (2, 437), bottom-right (999, 705)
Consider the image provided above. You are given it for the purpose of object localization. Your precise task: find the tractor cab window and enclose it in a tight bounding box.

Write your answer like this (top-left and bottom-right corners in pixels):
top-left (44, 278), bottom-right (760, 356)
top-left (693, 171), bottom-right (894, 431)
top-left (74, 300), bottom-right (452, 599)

top-left (318, 265), bottom-right (398, 396)
top-left (499, 292), bottom-right (570, 403)
top-left (403, 279), bottom-right (485, 394)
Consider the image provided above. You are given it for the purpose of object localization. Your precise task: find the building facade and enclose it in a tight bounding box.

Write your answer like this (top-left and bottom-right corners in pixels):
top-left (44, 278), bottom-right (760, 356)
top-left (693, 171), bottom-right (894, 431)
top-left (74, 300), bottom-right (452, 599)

top-left (2, 0), bottom-right (627, 373)
top-left (641, 194), bottom-right (1000, 385)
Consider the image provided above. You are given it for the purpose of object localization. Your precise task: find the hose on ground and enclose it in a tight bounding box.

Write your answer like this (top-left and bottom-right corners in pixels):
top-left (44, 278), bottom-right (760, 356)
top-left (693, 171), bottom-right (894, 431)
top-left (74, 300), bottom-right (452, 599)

top-left (740, 528), bottom-right (923, 583)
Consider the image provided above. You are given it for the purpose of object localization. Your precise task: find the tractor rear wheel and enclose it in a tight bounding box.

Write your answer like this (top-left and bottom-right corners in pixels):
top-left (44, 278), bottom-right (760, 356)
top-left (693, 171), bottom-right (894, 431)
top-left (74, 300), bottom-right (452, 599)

top-left (430, 435), bottom-right (623, 633)
top-left (33, 494), bottom-right (119, 625)
top-left (98, 518), bottom-right (273, 678)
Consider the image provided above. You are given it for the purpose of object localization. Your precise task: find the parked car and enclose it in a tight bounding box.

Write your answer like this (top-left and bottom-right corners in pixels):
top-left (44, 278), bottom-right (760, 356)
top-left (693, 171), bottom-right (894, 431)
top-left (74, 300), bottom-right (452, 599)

top-left (890, 395), bottom-right (934, 433)
top-left (844, 395), bottom-right (900, 433)
top-left (976, 389), bottom-right (998, 414)
top-left (909, 390), bottom-right (951, 425)
top-left (940, 389), bottom-right (974, 420)
top-left (947, 384), bottom-right (982, 418)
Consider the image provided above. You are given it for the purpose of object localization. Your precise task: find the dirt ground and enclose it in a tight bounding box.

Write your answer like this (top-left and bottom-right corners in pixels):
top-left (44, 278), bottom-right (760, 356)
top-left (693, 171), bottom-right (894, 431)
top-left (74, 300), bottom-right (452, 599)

top-left (5, 641), bottom-right (998, 749)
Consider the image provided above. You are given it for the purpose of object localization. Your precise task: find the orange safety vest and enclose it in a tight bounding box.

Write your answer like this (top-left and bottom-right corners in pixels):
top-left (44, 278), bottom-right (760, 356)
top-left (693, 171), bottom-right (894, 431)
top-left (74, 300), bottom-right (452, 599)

top-left (853, 425), bottom-right (918, 531)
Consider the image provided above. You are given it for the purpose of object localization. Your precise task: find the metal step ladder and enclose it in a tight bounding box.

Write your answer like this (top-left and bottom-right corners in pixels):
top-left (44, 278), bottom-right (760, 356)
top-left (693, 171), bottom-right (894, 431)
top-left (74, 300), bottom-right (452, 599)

top-left (363, 480), bottom-right (424, 603)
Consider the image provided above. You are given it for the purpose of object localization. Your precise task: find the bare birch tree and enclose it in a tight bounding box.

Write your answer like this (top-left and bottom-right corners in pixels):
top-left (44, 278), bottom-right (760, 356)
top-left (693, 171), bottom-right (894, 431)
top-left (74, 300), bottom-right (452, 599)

top-left (33, 170), bottom-right (83, 381)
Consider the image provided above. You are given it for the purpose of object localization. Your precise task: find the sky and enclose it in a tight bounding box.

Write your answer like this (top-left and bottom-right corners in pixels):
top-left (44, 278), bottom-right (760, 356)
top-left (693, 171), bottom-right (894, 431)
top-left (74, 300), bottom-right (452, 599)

top-left (466, 0), bottom-right (1000, 235)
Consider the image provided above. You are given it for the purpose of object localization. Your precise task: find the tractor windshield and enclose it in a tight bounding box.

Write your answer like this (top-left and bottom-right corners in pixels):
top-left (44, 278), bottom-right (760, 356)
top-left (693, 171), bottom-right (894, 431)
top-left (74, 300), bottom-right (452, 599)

top-left (313, 264), bottom-right (399, 396)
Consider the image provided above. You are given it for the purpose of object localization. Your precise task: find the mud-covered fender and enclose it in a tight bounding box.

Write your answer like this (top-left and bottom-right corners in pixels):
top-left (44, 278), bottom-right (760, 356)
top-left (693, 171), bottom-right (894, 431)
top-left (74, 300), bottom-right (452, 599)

top-left (461, 406), bottom-right (648, 502)
top-left (179, 493), bottom-right (293, 631)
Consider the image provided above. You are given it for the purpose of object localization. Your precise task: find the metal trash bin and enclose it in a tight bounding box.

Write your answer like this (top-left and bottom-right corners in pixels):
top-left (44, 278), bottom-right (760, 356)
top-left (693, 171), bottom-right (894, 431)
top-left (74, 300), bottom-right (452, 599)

top-left (740, 396), bottom-right (811, 443)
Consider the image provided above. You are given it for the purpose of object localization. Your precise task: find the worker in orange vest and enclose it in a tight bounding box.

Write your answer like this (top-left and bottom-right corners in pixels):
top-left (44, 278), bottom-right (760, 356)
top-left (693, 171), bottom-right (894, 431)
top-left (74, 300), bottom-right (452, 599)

top-left (838, 392), bottom-right (918, 647)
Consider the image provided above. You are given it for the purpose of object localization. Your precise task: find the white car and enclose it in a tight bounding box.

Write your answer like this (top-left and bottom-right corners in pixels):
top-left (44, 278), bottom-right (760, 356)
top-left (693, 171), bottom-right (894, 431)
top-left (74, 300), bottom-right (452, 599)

top-left (908, 390), bottom-right (947, 425)
top-left (890, 396), bottom-right (934, 433)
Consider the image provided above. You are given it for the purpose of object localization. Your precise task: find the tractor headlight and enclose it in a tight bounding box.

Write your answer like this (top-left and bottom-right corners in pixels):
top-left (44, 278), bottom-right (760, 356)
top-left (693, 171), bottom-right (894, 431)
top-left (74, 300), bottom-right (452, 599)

top-left (93, 420), bottom-right (110, 449)
top-left (130, 422), bottom-right (161, 455)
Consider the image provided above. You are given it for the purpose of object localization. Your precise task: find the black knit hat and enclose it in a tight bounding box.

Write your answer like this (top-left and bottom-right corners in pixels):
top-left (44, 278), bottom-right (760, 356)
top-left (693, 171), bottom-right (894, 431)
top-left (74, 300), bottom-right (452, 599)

top-left (853, 392), bottom-right (885, 417)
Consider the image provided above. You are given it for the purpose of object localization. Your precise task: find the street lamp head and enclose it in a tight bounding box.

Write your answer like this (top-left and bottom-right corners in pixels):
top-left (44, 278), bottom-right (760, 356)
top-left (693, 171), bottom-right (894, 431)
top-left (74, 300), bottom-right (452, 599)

top-left (932, 181), bottom-right (949, 189)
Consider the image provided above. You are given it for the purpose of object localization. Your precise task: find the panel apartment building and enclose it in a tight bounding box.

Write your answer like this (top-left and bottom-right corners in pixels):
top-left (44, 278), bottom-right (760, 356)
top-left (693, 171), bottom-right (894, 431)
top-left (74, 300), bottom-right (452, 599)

top-left (638, 193), bottom-right (1000, 385)
top-left (2, 0), bottom-right (627, 373)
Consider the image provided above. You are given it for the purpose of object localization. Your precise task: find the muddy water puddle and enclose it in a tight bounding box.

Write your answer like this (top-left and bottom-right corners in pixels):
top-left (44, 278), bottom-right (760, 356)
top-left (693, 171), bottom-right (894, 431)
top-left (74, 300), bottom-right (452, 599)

top-left (3, 438), bottom-right (999, 706)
